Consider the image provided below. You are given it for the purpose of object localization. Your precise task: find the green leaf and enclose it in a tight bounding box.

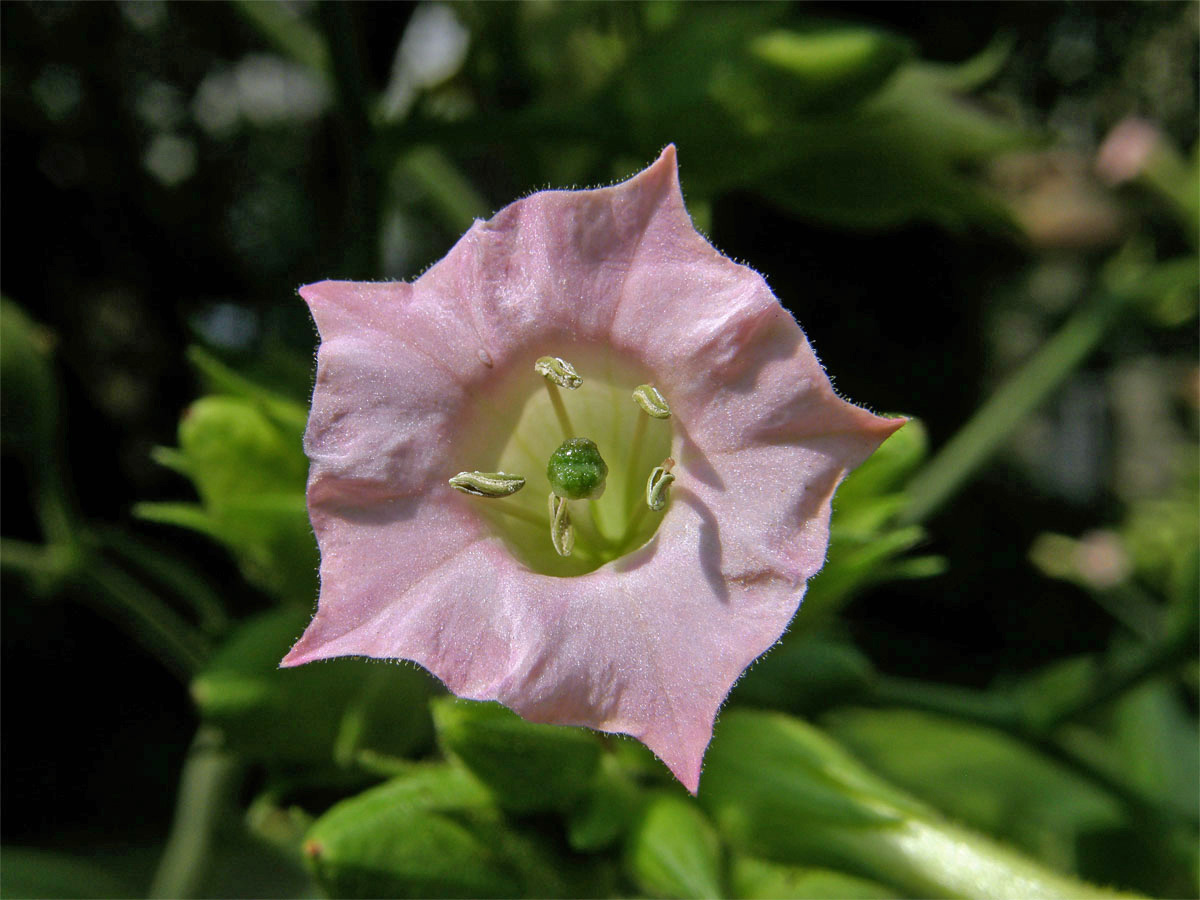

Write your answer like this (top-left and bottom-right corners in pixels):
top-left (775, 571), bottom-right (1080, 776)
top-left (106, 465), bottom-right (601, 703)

top-left (304, 765), bottom-right (595, 899)
top-left (822, 708), bottom-right (1124, 872)
top-left (800, 525), bottom-right (940, 626)
top-left (703, 713), bottom-right (1137, 899)
top-left (566, 754), bottom-right (643, 852)
top-left (431, 697), bottom-right (603, 813)
top-left (732, 634), bottom-right (874, 714)
top-left (176, 396), bottom-right (307, 505)
top-left (1111, 681), bottom-right (1199, 821)
top-left (302, 767), bottom-right (515, 899)
top-left (186, 346), bottom-right (309, 435)
top-left (192, 608), bottom-right (437, 766)
top-left (701, 710), bottom-right (915, 850)
top-left (750, 26), bottom-right (911, 112)
top-left (730, 856), bottom-right (897, 900)
top-left (145, 394), bottom-right (316, 602)
top-left (835, 418), bottom-right (928, 516)
top-left (0, 299), bottom-right (58, 462)
top-left (623, 793), bottom-right (723, 899)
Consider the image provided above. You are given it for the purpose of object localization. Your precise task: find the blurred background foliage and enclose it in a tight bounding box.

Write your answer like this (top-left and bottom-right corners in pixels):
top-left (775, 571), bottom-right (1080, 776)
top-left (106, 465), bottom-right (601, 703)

top-left (1, 1), bottom-right (1197, 898)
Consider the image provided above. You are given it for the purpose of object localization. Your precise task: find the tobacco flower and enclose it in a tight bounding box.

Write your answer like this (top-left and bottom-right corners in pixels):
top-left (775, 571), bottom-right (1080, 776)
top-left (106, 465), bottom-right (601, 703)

top-left (283, 147), bottom-right (902, 791)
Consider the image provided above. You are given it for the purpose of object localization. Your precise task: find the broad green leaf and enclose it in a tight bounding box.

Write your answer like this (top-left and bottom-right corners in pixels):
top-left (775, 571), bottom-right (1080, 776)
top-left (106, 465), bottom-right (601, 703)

top-left (623, 793), bottom-right (723, 899)
top-left (822, 708), bottom-right (1124, 873)
top-left (1112, 682), bottom-right (1199, 821)
top-left (192, 607), bottom-right (437, 766)
top-left (303, 767), bottom-right (512, 899)
top-left (186, 346), bottom-right (309, 435)
top-left (304, 766), bottom-right (589, 899)
top-left (701, 710), bottom-right (915, 851)
top-left (432, 697), bottom-right (603, 813)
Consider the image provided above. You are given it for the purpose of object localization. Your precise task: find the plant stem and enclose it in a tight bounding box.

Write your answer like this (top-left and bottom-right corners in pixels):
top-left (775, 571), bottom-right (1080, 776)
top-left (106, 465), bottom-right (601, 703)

top-left (1037, 624), bottom-right (1197, 732)
top-left (98, 528), bottom-right (230, 636)
top-left (149, 726), bottom-right (242, 899)
top-left (900, 288), bottom-right (1131, 525)
top-left (85, 558), bottom-right (210, 682)
top-left (3, 537), bottom-right (209, 680)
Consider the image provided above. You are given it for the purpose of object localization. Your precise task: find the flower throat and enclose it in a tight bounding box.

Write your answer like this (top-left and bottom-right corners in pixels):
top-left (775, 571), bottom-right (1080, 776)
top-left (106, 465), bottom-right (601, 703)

top-left (450, 352), bottom-right (674, 577)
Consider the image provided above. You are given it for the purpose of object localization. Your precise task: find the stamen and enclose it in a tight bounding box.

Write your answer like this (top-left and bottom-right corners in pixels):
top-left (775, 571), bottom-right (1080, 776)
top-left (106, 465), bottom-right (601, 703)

top-left (548, 492), bottom-right (574, 557)
top-left (534, 356), bottom-right (583, 389)
top-left (646, 458), bottom-right (676, 511)
top-left (448, 471), bottom-right (526, 498)
top-left (632, 384), bottom-right (671, 419)
top-left (535, 357), bottom-right (580, 438)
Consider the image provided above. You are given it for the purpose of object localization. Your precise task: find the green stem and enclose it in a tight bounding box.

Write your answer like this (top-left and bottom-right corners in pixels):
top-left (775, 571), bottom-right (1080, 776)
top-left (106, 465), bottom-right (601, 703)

top-left (3, 538), bottom-right (208, 680)
top-left (900, 288), bottom-right (1131, 525)
top-left (826, 812), bottom-right (1138, 899)
top-left (35, 472), bottom-right (77, 546)
top-left (394, 146), bottom-right (491, 236)
top-left (149, 726), bottom-right (242, 899)
top-left (0, 538), bottom-right (63, 577)
top-left (98, 528), bottom-right (230, 636)
top-left (870, 675), bottom-right (1019, 731)
top-left (1037, 625), bottom-right (1197, 732)
top-left (85, 558), bottom-right (210, 682)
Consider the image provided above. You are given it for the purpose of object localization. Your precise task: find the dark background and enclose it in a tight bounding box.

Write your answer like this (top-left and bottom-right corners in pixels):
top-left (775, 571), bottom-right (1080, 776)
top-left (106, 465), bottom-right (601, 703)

top-left (2, 0), bottom-right (1196, 881)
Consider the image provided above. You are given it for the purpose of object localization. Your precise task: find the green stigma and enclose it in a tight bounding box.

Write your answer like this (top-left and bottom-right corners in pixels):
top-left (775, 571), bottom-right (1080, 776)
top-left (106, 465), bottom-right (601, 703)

top-left (546, 437), bottom-right (608, 500)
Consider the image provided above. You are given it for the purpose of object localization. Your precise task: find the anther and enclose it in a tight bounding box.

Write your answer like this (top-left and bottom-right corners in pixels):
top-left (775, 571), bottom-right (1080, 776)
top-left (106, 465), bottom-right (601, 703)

top-left (549, 492), bottom-right (574, 557)
top-left (646, 458), bottom-right (676, 511)
top-left (632, 384), bottom-right (671, 419)
top-left (448, 471), bottom-right (526, 498)
top-left (534, 356), bottom-right (583, 390)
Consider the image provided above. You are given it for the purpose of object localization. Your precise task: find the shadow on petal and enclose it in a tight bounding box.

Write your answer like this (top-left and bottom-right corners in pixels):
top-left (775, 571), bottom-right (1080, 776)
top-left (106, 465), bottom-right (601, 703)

top-left (308, 475), bottom-right (426, 526)
top-left (675, 417), bottom-right (725, 490)
top-left (676, 487), bottom-right (730, 604)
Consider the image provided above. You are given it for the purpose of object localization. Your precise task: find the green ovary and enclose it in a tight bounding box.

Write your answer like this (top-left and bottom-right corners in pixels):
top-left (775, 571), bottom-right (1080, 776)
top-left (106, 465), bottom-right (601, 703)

top-left (547, 438), bottom-right (608, 500)
top-left (473, 353), bottom-right (673, 577)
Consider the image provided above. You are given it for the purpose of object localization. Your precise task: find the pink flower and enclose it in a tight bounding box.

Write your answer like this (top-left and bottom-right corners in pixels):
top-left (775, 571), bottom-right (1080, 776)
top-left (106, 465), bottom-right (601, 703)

top-left (283, 146), bottom-right (902, 792)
